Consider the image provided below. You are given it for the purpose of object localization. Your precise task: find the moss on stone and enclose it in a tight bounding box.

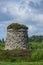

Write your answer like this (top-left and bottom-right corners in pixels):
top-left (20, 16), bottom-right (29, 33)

top-left (7, 23), bottom-right (28, 29)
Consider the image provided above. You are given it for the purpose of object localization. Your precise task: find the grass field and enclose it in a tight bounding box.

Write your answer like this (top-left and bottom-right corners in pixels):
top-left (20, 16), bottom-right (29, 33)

top-left (0, 42), bottom-right (5, 50)
top-left (29, 42), bottom-right (43, 49)
top-left (0, 62), bottom-right (43, 65)
top-left (0, 42), bottom-right (43, 63)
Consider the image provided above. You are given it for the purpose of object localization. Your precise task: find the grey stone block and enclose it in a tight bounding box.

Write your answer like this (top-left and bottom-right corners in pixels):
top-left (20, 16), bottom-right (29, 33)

top-left (5, 29), bottom-right (28, 50)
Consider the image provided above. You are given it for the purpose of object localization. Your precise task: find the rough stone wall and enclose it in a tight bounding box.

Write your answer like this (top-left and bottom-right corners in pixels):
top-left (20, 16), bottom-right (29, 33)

top-left (5, 29), bottom-right (28, 50)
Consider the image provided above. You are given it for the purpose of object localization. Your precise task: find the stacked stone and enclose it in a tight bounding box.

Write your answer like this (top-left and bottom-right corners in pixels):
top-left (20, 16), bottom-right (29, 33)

top-left (5, 23), bottom-right (28, 50)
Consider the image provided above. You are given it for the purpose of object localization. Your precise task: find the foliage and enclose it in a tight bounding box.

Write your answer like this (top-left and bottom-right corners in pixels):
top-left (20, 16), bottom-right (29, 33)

top-left (0, 49), bottom-right (43, 62)
top-left (31, 49), bottom-right (43, 61)
top-left (7, 23), bottom-right (28, 29)
top-left (0, 42), bottom-right (5, 50)
top-left (29, 42), bottom-right (43, 49)
top-left (29, 35), bottom-right (43, 42)
top-left (0, 62), bottom-right (43, 65)
top-left (2, 38), bottom-right (5, 43)
top-left (0, 39), bottom-right (43, 62)
top-left (0, 50), bottom-right (32, 62)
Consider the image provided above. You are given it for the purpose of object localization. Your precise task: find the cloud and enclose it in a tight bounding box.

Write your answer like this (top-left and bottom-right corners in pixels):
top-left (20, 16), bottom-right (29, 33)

top-left (0, 0), bottom-right (43, 22)
top-left (0, 0), bottom-right (43, 39)
top-left (29, 25), bottom-right (37, 31)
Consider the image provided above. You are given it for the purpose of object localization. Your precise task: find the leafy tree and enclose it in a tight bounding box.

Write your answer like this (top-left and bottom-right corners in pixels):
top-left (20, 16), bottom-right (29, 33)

top-left (2, 38), bottom-right (5, 43)
top-left (29, 35), bottom-right (43, 42)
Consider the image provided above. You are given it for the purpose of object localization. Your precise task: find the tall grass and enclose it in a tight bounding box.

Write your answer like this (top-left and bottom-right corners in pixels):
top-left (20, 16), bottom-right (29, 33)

top-left (29, 42), bottom-right (43, 49)
top-left (0, 42), bottom-right (43, 62)
top-left (0, 62), bottom-right (43, 65)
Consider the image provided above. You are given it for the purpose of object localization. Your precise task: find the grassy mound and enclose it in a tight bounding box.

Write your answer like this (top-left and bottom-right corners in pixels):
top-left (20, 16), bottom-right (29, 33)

top-left (0, 49), bottom-right (43, 62)
top-left (7, 23), bottom-right (28, 29)
top-left (0, 50), bottom-right (32, 62)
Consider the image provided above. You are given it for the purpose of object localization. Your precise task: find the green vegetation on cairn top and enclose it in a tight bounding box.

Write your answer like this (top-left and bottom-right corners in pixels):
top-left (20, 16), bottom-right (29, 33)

top-left (7, 23), bottom-right (28, 29)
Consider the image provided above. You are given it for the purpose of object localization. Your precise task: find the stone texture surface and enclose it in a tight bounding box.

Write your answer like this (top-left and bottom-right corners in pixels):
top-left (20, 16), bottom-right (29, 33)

top-left (5, 29), bottom-right (28, 50)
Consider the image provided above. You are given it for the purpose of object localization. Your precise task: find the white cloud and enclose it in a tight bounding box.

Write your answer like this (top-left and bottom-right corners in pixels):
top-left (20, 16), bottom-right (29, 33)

top-left (2, 7), bottom-right (7, 13)
top-left (23, 0), bottom-right (40, 3)
top-left (28, 25), bottom-right (37, 31)
top-left (0, 0), bottom-right (43, 39)
top-left (0, 0), bottom-right (43, 24)
top-left (0, 0), bottom-right (43, 26)
top-left (0, 24), bottom-right (3, 27)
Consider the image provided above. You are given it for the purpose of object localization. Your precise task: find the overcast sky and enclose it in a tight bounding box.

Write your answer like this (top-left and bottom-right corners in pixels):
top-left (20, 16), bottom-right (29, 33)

top-left (0, 0), bottom-right (43, 40)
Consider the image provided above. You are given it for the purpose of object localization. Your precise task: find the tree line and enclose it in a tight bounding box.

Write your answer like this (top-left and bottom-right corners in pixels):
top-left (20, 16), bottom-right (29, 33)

top-left (29, 35), bottom-right (43, 42)
top-left (0, 38), bottom-right (5, 43)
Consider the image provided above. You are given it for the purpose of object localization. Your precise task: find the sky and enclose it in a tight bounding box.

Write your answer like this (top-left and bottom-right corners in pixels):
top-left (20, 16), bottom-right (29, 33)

top-left (0, 0), bottom-right (43, 40)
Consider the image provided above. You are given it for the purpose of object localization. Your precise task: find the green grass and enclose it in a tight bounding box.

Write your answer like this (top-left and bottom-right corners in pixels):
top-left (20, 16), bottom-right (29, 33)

top-left (0, 42), bottom-right (5, 50)
top-left (0, 62), bottom-right (43, 65)
top-left (0, 42), bottom-right (43, 62)
top-left (29, 42), bottom-right (43, 49)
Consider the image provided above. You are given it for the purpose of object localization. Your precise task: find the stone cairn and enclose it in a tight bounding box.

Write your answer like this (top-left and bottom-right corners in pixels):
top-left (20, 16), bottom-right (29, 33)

top-left (5, 23), bottom-right (28, 50)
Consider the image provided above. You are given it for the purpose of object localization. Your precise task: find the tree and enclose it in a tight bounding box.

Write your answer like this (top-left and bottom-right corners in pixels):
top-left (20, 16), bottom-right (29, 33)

top-left (29, 35), bottom-right (43, 42)
top-left (2, 38), bottom-right (5, 43)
